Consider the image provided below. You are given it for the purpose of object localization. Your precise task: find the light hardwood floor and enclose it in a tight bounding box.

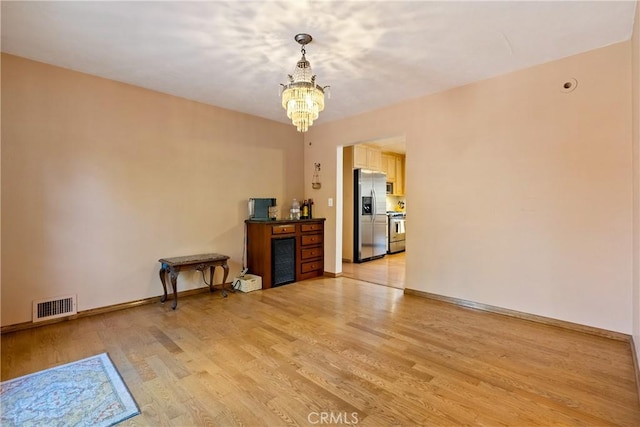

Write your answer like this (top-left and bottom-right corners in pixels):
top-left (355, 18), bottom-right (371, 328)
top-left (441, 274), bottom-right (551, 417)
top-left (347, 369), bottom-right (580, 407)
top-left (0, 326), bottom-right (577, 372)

top-left (342, 252), bottom-right (406, 289)
top-left (2, 277), bottom-right (639, 426)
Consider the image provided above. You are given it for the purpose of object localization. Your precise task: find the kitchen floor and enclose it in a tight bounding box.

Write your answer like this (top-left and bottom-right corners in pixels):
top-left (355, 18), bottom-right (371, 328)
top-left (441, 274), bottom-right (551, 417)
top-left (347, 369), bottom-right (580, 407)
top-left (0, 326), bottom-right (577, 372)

top-left (341, 251), bottom-right (405, 289)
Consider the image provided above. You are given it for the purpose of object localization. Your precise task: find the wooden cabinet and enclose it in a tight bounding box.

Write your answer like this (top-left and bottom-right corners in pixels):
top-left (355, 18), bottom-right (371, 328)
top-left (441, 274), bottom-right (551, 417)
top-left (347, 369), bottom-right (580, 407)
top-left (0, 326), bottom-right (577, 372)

top-left (367, 148), bottom-right (382, 171)
top-left (381, 153), bottom-right (396, 181)
top-left (352, 145), bottom-right (381, 171)
top-left (353, 145), bottom-right (368, 168)
top-left (245, 219), bottom-right (325, 288)
top-left (382, 152), bottom-right (405, 195)
top-left (395, 155), bottom-right (405, 196)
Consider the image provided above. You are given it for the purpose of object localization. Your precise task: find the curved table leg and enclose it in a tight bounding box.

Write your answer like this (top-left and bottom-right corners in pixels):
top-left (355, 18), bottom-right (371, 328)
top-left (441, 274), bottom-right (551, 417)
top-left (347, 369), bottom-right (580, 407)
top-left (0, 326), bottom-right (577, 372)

top-left (159, 266), bottom-right (168, 303)
top-left (221, 263), bottom-right (229, 297)
top-left (170, 269), bottom-right (179, 310)
top-left (208, 266), bottom-right (215, 293)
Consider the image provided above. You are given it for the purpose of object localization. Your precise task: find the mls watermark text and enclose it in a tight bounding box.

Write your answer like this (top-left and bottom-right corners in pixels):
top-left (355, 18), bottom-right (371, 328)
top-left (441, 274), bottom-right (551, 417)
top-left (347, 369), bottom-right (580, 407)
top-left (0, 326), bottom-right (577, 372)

top-left (307, 411), bottom-right (359, 425)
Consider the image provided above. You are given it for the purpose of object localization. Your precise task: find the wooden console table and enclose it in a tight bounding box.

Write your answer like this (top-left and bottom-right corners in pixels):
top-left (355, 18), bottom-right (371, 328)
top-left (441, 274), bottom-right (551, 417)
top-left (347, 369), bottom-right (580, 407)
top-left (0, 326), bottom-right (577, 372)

top-left (158, 253), bottom-right (230, 309)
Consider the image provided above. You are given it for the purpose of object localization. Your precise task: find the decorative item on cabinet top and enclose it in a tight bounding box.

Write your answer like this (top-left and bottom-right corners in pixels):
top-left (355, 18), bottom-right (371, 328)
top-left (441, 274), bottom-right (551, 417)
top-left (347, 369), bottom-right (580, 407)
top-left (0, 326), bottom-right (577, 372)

top-left (248, 198), bottom-right (276, 220)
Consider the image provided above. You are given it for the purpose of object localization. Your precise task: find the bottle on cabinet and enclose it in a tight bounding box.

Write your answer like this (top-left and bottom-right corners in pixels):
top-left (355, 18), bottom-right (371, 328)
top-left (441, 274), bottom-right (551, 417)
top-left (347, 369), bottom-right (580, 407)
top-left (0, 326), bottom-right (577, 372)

top-left (301, 199), bottom-right (309, 219)
top-left (290, 198), bottom-right (300, 220)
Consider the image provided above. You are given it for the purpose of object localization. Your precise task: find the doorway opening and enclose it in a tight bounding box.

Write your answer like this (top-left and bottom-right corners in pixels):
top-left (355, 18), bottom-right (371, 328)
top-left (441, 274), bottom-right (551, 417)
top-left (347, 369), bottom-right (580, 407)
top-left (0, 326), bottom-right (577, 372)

top-left (338, 137), bottom-right (407, 289)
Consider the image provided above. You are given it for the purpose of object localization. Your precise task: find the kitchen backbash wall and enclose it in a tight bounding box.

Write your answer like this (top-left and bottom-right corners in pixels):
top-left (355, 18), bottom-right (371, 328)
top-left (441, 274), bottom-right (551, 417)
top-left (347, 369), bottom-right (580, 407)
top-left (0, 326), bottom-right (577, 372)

top-left (1, 53), bottom-right (304, 326)
top-left (307, 41), bottom-right (633, 334)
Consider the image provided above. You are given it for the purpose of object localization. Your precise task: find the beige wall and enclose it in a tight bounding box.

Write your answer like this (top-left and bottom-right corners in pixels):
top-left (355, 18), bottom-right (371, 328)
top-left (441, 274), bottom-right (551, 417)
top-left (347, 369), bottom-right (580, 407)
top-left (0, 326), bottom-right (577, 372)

top-left (306, 42), bottom-right (634, 334)
top-left (2, 38), bottom-right (636, 337)
top-left (1, 54), bottom-right (304, 326)
top-left (632, 2), bottom-right (640, 357)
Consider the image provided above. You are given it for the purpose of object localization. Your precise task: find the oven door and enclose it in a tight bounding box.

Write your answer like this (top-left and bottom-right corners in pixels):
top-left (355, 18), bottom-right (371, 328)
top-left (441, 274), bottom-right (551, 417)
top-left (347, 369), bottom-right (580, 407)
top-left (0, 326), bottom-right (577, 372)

top-left (388, 217), bottom-right (405, 253)
top-left (389, 218), bottom-right (405, 241)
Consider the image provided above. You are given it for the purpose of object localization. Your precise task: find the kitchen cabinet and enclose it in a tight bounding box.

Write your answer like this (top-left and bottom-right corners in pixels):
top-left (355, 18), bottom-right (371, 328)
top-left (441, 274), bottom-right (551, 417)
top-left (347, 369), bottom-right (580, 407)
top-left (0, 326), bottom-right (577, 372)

top-left (353, 145), bottom-right (382, 171)
top-left (395, 155), bottom-right (405, 196)
top-left (382, 152), bottom-right (405, 195)
top-left (381, 153), bottom-right (396, 181)
top-left (245, 219), bottom-right (325, 288)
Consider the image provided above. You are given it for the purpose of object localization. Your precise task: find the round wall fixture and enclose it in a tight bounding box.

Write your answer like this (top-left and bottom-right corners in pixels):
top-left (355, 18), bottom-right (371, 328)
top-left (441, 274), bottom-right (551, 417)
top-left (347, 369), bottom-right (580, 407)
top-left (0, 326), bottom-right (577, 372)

top-left (561, 78), bottom-right (578, 93)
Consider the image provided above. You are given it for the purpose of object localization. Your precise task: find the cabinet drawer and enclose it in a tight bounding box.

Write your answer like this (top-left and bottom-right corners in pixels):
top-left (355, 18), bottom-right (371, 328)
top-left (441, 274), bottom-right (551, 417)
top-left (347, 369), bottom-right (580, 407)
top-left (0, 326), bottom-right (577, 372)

top-left (301, 223), bottom-right (323, 233)
top-left (272, 224), bottom-right (295, 235)
top-left (301, 260), bottom-right (323, 273)
top-left (301, 247), bottom-right (323, 260)
top-left (301, 234), bottom-right (323, 246)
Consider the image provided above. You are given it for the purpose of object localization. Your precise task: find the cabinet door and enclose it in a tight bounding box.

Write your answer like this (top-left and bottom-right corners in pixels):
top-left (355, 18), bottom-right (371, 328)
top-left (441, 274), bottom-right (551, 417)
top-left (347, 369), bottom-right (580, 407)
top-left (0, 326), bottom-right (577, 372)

top-left (367, 148), bottom-right (382, 171)
top-left (385, 154), bottom-right (396, 181)
top-left (381, 154), bottom-right (393, 179)
top-left (380, 154), bottom-right (390, 175)
top-left (354, 145), bottom-right (368, 168)
top-left (272, 237), bottom-right (296, 287)
top-left (395, 155), bottom-right (405, 195)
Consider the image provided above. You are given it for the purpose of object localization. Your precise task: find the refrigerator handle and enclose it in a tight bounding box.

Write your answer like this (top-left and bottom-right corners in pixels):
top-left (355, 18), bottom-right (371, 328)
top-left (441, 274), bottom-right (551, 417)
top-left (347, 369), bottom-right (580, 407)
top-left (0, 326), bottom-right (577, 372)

top-left (371, 188), bottom-right (376, 223)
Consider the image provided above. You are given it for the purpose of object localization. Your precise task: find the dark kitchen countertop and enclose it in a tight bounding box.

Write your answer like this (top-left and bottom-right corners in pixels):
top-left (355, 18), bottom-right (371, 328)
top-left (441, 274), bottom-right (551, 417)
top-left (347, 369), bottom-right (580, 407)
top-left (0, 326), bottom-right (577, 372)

top-left (245, 218), bottom-right (326, 224)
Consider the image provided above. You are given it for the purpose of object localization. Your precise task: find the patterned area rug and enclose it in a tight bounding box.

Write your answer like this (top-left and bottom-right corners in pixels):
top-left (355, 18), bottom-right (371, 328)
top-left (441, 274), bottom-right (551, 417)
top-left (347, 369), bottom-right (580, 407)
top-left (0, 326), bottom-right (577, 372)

top-left (1, 353), bottom-right (139, 427)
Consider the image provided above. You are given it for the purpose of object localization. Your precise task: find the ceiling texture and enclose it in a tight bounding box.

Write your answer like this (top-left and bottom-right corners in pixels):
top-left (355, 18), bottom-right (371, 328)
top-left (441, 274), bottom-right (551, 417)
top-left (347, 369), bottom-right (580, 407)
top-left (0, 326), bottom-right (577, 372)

top-left (1, 1), bottom-right (637, 128)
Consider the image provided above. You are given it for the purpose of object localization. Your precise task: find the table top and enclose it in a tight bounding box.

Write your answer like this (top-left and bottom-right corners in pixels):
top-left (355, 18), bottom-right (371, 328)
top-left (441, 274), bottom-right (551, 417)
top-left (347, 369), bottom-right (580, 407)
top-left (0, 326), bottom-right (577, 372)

top-left (159, 253), bottom-right (229, 266)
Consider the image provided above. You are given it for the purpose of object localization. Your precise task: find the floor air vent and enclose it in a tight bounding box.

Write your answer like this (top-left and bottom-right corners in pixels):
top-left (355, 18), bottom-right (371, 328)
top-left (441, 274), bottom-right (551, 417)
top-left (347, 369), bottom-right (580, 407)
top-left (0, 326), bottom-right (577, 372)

top-left (33, 295), bottom-right (77, 322)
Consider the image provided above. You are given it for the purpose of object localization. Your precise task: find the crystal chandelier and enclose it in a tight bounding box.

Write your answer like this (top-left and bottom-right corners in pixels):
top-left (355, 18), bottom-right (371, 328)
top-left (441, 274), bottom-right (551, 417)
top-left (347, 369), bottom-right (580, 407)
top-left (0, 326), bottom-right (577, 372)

top-left (281, 34), bottom-right (329, 133)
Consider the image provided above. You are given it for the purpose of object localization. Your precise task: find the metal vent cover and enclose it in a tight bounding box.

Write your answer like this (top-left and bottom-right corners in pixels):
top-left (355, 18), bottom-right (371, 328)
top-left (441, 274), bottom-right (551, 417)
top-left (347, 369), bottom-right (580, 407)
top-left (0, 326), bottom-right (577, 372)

top-left (32, 295), bottom-right (77, 322)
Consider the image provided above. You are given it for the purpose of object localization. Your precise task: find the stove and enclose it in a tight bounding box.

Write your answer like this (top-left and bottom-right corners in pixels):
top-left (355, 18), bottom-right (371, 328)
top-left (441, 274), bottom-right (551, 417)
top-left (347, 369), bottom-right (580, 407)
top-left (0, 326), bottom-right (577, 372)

top-left (387, 212), bottom-right (406, 253)
top-left (387, 212), bottom-right (406, 218)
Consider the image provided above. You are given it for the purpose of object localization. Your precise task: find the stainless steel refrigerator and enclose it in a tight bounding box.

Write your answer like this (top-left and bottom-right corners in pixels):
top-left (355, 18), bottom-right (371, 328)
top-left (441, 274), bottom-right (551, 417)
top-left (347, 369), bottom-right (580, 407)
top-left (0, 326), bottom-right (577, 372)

top-left (354, 169), bottom-right (387, 262)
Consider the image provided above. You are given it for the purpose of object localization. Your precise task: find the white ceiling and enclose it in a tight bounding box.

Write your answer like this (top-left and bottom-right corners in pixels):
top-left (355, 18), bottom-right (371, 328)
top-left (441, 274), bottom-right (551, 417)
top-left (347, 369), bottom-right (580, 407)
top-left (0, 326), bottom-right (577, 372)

top-left (1, 1), bottom-right (636, 130)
